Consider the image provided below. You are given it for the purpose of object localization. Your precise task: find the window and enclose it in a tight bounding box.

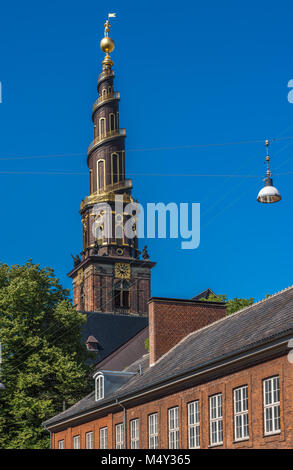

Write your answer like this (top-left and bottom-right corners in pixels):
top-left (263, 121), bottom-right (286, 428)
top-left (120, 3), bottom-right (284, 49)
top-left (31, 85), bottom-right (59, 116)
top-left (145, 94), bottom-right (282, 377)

top-left (109, 113), bottom-right (115, 131)
top-left (86, 431), bottom-right (93, 449)
top-left (114, 280), bottom-right (130, 309)
top-left (148, 413), bottom-right (158, 449)
top-left (58, 439), bottom-right (65, 449)
top-left (99, 117), bottom-right (106, 137)
top-left (100, 427), bottom-right (108, 449)
top-left (188, 400), bottom-right (200, 448)
top-left (95, 374), bottom-right (104, 401)
top-left (209, 394), bottom-right (223, 446)
top-left (73, 435), bottom-right (80, 449)
top-left (234, 386), bottom-right (249, 441)
top-left (263, 376), bottom-right (280, 435)
top-left (168, 407), bottom-right (179, 449)
top-left (112, 153), bottom-right (119, 184)
top-left (97, 159), bottom-right (105, 191)
top-left (89, 169), bottom-right (93, 194)
top-left (130, 419), bottom-right (139, 449)
top-left (116, 423), bottom-right (124, 449)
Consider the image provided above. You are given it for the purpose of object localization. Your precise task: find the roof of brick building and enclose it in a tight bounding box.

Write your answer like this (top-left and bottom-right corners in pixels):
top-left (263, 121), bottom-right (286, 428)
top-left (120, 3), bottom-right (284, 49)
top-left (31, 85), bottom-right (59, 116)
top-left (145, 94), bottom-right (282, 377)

top-left (44, 286), bottom-right (293, 428)
top-left (93, 326), bottom-right (149, 372)
top-left (82, 311), bottom-right (148, 363)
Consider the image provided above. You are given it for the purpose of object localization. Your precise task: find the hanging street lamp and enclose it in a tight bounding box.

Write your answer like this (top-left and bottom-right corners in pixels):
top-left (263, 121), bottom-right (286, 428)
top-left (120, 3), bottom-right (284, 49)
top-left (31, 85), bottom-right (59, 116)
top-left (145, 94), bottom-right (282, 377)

top-left (257, 140), bottom-right (281, 203)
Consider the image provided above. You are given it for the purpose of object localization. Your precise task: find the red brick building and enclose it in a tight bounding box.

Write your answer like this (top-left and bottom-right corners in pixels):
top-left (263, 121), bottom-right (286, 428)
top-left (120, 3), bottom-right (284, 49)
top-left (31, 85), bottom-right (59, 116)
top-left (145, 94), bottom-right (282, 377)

top-left (44, 287), bottom-right (293, 449)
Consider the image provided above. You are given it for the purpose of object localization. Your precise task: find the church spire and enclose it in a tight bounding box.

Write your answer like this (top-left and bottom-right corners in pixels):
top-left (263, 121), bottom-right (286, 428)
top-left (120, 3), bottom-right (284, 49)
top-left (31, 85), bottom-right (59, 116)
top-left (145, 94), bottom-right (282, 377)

top-left (80, 15), bottom-right (137, 259)
top-left (68, 16), bottom-right (155, 316)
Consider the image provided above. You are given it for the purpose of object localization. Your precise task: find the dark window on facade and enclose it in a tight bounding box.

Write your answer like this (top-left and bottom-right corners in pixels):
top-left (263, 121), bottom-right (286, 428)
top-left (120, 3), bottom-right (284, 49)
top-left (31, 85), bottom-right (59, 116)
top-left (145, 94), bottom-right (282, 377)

top-left (98, 160), bottom-right (105, 190)
top-left (110, 113), bottom-right (115, 131)
top-left (112, 153), bottom-right (119, 184)
top-left (100, 118), bottom-right (106, 136)
top-left (114, 280), bottom-right (130, 308)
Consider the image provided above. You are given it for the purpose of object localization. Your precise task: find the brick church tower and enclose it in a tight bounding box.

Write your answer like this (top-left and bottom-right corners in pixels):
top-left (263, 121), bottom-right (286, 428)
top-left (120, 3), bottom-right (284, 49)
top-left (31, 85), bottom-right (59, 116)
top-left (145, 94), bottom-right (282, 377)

top-left (68, 17), bottom-right (155, 317)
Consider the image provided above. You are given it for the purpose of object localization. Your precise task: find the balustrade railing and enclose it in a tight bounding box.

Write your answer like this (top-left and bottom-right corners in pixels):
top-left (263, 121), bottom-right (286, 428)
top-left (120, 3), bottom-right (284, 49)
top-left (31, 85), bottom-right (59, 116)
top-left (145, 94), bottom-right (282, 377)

top-left (88, 128), bottom-right (126, 154)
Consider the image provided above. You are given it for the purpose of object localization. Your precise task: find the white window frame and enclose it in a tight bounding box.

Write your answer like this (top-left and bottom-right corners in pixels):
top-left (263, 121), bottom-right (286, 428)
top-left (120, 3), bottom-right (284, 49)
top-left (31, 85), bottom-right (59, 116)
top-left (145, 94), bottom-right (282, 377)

top-left (95, 373), bottom-right (104, 401)
top-left (209, 393), bottom-right (223, 446)
top-left (116, 423), bottom-right (124, 449)
top-left (73, 435), bottom-right (80, 449)
top-left (148, 413), bottom-right (158, 449)
top-left (58, 439), bottom-right (65, 449)
top-left (263, 376), bottom-right (280, 436)
top-left (188, 400), bottom-right (200, 448)
top-left (168, 406), bottom-right (179, 449)
top-left (97, 159), bottom-right (106, 192)
top-left (100, 427), bottom-right (108, 449)
top-left (130, 419), bottom-right (139, 449)
top-left (234, 385), bottom-right (249, 441)
top-left (99, 117), bottom-right (106, 137)
top-left (86, 431), bottom-right (93, 449)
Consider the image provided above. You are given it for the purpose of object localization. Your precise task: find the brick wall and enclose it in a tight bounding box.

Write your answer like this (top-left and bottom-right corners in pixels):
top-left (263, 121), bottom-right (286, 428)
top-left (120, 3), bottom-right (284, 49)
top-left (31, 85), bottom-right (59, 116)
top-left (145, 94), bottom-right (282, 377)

top-left (72, 264), bottom-right (151, 315)
top-left (148, 298), bottom-right (226, 366)
top-left (52, 354), bottom-right (293, 449)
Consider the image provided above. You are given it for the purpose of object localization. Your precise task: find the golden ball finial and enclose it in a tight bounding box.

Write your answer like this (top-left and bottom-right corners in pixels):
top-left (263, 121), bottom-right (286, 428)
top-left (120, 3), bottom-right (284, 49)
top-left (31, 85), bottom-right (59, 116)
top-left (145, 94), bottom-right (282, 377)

top-left (100, 36), bottom-right (115, 54)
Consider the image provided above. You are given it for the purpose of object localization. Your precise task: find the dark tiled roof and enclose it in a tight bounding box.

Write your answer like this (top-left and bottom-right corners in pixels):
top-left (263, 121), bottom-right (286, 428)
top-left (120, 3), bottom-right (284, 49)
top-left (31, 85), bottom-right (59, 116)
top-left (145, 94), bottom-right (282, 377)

top-left (81, 311), bottom-right (148, 363)
top-left (191, 288), bottom-right (216, 301)
top-left (45, 286), bottom-right (293, 427)
top-left (93, 326), bottom-right (149, 372)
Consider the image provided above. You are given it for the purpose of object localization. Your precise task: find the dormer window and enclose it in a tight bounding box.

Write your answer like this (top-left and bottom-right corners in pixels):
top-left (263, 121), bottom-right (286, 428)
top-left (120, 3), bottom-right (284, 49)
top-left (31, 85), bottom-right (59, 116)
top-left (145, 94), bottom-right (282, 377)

top-left (93, 370), bottom-right (136, 402)
top-left (86, 335), bottom-right (100, 352)
top-left (95, 373), bottom-right (104, 401)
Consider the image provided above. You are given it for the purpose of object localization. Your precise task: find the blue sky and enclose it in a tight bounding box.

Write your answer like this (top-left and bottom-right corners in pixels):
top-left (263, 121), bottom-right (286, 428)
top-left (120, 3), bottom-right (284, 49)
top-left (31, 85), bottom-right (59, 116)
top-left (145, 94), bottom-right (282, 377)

top-left (0, 0), bottom-right (293, 302)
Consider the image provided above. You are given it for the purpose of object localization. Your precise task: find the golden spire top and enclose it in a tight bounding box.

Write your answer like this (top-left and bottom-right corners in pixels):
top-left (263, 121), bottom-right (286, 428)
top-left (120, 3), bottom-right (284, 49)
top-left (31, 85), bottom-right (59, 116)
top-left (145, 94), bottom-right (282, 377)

top-left (100, 13), bottom-right (116, 71)
top-left (104, 20), bottom-right (110, 37)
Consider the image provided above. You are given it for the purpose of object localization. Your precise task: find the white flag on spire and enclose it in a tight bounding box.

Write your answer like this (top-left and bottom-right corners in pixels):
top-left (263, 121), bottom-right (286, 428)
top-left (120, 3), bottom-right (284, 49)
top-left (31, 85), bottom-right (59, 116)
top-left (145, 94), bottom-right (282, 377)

top-left (108, 13), bottom-right (116, 18)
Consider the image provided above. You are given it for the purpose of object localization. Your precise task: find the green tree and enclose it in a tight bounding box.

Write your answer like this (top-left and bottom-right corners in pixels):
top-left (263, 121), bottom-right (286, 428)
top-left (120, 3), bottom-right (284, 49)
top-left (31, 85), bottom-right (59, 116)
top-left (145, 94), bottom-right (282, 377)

top-left (0, 261), bottom-right (92, 449)
top-left (199, 293), bottom-right (254, 315)
top-left (144, 337), bottom-right (149, 352)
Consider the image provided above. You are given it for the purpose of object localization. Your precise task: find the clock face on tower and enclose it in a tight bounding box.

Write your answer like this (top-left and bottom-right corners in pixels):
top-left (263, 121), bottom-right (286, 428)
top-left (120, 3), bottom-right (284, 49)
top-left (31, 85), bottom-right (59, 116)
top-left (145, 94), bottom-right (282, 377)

top-left (115, 262), bottom-right (131, 279)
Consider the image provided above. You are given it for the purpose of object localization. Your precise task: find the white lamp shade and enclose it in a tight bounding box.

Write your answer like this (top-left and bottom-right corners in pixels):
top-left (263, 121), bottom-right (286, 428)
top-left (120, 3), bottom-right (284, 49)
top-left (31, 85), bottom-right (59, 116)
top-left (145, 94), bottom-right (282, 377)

top-left (257, 181), bottom-right (281, 203)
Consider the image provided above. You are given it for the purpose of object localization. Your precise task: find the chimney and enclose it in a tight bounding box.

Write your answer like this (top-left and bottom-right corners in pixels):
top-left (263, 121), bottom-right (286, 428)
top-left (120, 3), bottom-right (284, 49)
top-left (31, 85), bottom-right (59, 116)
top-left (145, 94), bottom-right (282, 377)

top-left (148, 297), bottom-right (226, 366)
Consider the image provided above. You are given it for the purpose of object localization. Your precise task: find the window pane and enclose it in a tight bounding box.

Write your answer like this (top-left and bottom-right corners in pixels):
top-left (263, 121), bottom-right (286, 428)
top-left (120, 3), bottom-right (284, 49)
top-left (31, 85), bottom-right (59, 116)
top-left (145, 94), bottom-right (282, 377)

top-left (210, 394), bottom-right (223, 445)
top-left (112, 154), bottom-right (118, 184)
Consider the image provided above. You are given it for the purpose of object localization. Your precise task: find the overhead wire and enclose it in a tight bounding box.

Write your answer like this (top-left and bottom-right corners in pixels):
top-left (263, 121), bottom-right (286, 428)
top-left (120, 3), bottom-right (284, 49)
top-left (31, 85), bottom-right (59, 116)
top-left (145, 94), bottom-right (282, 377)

top-left (4, 129), bottom-right (293, 373)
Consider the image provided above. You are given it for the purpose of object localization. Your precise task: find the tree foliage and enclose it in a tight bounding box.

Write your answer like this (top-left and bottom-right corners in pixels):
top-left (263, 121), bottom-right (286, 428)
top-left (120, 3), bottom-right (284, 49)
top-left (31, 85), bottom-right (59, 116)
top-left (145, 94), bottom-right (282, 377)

top-left (199, 293), bottom-right (254, 315)
top-left (144, 337), bottom-right (149, 352)
top-left (0, 261), bottom-right (92, 449)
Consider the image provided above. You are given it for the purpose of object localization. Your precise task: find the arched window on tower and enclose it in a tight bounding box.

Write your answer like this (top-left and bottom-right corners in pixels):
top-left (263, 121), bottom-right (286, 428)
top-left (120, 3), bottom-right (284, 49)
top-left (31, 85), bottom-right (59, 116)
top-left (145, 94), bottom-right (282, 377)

top-left (112, 152), bottom-right (119, 184)
top-left (97, 159), bottom-right (105, 192)
top-left (99, 117), bottom-right (106, 137)
top-left (114, 280), bottom-right (130, 309)
top-left (89, 169), bottom-right (93, 194)
top-left (109, 113), bottom-right (115, 131)
top-left (116, 112), bottom-right (119, 128)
